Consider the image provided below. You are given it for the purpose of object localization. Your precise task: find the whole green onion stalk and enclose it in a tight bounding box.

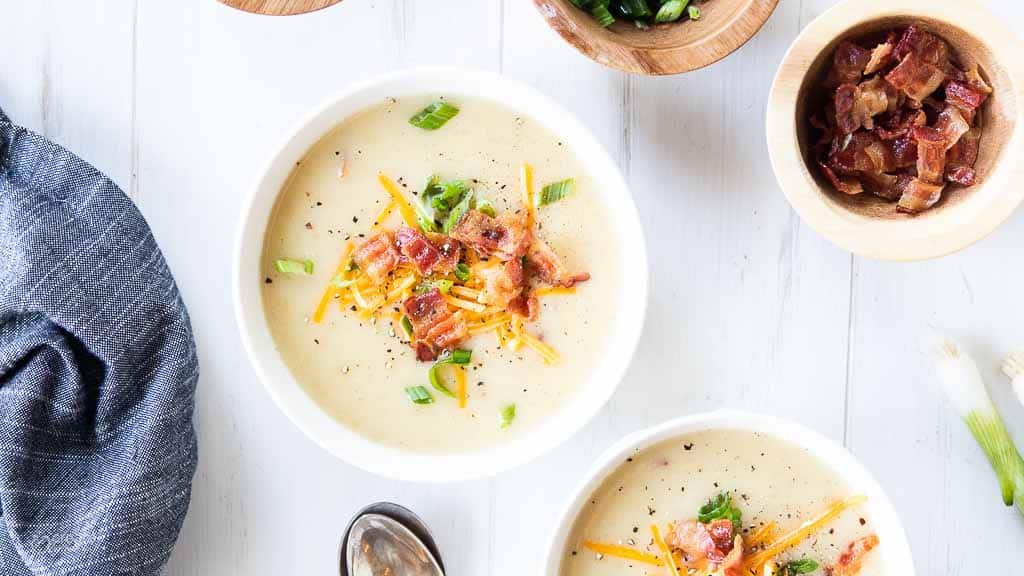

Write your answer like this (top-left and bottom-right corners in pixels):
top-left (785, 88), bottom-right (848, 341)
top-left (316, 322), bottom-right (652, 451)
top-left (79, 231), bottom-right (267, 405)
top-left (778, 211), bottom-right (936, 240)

top-left (930, 334), bottom-right (1024, 516)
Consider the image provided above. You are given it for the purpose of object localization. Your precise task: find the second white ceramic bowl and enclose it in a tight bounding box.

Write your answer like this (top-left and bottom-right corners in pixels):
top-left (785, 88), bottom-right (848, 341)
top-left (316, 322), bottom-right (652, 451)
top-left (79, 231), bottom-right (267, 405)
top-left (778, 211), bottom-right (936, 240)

top-left (233, 68), bottom-right (648, 482)
top-left (543, 410), bottom-right (915, 574)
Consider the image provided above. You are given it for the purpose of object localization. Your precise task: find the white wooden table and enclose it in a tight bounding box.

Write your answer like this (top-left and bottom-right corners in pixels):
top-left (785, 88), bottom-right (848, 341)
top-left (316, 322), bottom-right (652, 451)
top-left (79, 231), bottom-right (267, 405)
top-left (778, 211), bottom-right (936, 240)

top-left (2, 1), bottom-right (1023, 574)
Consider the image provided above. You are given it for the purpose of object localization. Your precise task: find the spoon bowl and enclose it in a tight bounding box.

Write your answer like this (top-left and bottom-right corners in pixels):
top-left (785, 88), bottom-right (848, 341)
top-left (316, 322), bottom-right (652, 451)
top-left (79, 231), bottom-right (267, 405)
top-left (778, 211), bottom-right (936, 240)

top-left (339, 502), bottom-right (444, 576)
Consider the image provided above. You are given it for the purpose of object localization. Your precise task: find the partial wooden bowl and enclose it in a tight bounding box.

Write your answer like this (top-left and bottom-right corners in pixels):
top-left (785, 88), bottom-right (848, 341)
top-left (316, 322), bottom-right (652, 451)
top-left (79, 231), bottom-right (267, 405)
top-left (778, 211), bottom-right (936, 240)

top-left (218, 0), bottom-right (341, 16)
top-left (533, 0), bottom-right (779, 75)
top-left (767, 0), bottom-right (1024, 261)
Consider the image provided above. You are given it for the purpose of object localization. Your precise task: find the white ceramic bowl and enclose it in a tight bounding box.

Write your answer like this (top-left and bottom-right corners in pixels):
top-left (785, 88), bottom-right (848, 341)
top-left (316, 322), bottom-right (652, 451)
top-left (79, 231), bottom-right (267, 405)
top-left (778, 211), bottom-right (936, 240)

top-left (233, 68), bottom-right (648, 482)
top-left (543, 410), bottom-right (915, 574)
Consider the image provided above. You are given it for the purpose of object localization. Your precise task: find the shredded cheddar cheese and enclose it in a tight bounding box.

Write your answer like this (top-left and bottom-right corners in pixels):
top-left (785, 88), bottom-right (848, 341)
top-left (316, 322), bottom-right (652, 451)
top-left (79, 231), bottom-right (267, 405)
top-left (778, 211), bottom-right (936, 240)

top-left (372, 199), bottom-right (397, 230)
top-left (467, 314), bottom-right (513, 335)
top-left (450, 285), bottom-right (483, 301)
top-left (744, 495), bottom-right (868, 571)
top-left (443, 293), bottom-right (487, 313)
top-left (520, 163), bottom-right (536, 228)
top-left (581, 541), bottom-right (664, 567)
top-left (535, 286), bottom-right (576, 297)
top-left (377, 173), bottom-right (419, 228)
top-left (650, 524), bottom-right (681, 576)
top-left (456, 365), bottom-right (467, 409)
top-left (312, 242), bottom-right (354, 324)
top-left (745, 522), bottom-right (778, 550)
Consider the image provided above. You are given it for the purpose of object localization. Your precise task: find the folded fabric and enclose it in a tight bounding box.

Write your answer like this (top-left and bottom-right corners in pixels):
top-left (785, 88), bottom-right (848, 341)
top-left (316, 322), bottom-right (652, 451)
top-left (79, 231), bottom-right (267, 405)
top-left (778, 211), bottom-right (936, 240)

top-left (0, 108), bottom-right (198, 575)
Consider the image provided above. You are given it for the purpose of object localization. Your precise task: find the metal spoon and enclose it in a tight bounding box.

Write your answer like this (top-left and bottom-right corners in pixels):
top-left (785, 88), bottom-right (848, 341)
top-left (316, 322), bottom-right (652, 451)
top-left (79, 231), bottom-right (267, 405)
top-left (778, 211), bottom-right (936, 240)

top-left (339, 502), bottom-right (445, 576)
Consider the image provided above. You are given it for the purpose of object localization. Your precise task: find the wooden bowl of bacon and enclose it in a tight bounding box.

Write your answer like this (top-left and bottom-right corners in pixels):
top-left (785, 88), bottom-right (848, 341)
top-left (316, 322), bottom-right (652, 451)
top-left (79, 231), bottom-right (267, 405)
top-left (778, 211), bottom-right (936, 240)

top-left (767, 0), bottom-right (1024, 261)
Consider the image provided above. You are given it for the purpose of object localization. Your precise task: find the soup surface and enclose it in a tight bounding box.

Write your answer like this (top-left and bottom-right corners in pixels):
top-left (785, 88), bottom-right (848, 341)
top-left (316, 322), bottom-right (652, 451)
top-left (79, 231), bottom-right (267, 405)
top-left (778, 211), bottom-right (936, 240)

top-left (261, 96), bottom-right (619, 452)
top-left (562, 430), bottom-right (885, 576)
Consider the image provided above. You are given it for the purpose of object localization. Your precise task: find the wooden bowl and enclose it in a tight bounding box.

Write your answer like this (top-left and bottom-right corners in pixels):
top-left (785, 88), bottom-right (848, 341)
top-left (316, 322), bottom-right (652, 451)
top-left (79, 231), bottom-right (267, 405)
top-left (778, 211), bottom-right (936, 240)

top-left (218, 0), bottom-right (342, 16)
top-left (767, 0), bottom-right (1024, 261)
top-left (534, 0), bottom-right (779, 75)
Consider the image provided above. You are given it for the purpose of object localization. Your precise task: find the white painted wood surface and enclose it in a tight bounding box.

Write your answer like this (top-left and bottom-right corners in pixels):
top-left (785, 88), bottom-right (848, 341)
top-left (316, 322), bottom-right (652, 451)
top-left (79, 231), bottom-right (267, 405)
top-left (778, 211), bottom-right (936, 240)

top-left (1, 1), bottom-right (1022, 574)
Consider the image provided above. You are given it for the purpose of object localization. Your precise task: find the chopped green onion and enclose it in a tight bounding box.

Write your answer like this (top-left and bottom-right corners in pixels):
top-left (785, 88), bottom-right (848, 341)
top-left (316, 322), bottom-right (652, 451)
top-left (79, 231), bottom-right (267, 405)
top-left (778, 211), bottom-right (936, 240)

top-left (686, 4), bottom-right (700, 19)
top-left (655, 0), bottom-right (688, 23)
top-left (405, 386), bottom-right (434, 405)
top-left (448, 348), bottom-right (472, 364)
top-left (454, 262), bottom-right (471, 282)
top-left (428, 348), bottom-right (473, 399)
top-left (400, 316), bottom-right (414, 339)
top-left (500, 404), bottom-right (516, 429)
top-left (785, 559), bottom-right (819, 574)
top-left (428, 364), bottom-right (456, 398)
top-left (416, 279), bottom-right (453, 295)
top-left (697, 492), bottom-right (742, 530)
top-left (538, 179), bottom-right (574, 207)
top-left (475, 197), bottom-right (497, 218)
top-left (409, 101), bottom-right (459, 130)
top-left (430, 180), bottom-right (468, 211)
top-left (617, 0), bottom-right (652, 18)
top-left (347, 260), bottom-right (359, 271)
top-left (274, 259), bottom-right (314, 275)
top-left (930, 334), bottom-right (1024, 516)
top-left (443, 189), bottom-right (474, 233)
top-left (591, 4), bottom-right (615, 27)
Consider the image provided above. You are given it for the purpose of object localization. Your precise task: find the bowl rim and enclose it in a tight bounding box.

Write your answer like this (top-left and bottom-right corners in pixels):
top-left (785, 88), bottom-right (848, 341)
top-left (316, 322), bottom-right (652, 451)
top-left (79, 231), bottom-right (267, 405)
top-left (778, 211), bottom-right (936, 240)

top-left (533, 0), bottom-right (780, 75)
top-left (232, 67), bottom-right (649, 482)
top-left (541, 409), bottom-right (917, 575)
top-left (766, 0), bottom-right (1024, 261)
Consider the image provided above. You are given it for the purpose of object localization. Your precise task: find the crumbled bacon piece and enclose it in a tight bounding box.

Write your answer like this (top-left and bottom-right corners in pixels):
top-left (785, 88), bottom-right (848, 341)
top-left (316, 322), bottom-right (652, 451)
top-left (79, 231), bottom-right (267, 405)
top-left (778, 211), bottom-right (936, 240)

top-left (720, 536), bottom-right (744, 576)
top-left (394, 226), bottom-right (460, 276)
top-left (946, 80), bottom-right (988, 111)
top-left (912, 125), bottom-right (948, 184)
top-left (527, 239), bottom-right (590, 288)
top-left (403, 288), bottom-right (467, 359)
top-left (825, 41), bottom-right (871, 88)
top-left (835, 77), bottom-right (898, 134)
top-left (665, 520), bottom-right (736, 567)
top-left (898, 177), bottom-right (945, 213)
top-left (351, 232), bottom-right (399, 284)
top-left (507, 293), bottom-right (538, 321)
top-left (885, 52), bottom-right (945, 103)
top-left (819, 161), bottom-right (864, 196)
top-left (477, 258), bottom-right (524, 308)
top-left (450, 210), bottom-right (531, 261)
top-left (860, 171), bottom-right (900, 200)
top-left (893, 25), bottom-right (949, 66)
top-left (875, 109), bottom-right (925, 141)
top-left (945, 165), bottom-right (976, 186)
top-left (863, 33), bottom-right (897, 75)
top-left (826, 534), bottom-right (880, 576)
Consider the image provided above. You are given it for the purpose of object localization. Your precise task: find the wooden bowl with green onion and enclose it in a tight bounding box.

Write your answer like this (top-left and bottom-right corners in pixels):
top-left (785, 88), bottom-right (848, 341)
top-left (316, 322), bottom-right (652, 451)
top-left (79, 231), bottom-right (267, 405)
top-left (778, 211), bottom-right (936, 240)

top-left (533, 0), bottom-right (779, 75)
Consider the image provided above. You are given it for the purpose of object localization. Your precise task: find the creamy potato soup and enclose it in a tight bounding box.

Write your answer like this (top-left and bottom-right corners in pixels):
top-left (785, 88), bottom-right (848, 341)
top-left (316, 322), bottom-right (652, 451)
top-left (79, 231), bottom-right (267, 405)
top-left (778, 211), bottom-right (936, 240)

top-left (261, 96), bottom-right (619, 452)
top-left (562, 430), bottom-right (885, 576)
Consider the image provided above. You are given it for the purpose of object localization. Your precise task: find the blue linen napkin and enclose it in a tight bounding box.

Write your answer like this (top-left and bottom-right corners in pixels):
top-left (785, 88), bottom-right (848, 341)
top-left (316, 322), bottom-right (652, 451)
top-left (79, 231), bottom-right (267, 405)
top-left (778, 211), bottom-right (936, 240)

top-left (0, 108), bottom-right (198, 575)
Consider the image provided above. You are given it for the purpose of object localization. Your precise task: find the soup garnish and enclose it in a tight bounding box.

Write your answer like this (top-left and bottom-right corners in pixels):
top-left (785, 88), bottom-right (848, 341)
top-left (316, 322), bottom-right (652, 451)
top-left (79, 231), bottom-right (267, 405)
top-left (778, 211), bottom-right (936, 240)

top-left (583, 492), bottom-right (877, 575)
top-left (408, 100), bottom-right (460, 131)
top-left (812, 25), bottom-right (992, 213)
